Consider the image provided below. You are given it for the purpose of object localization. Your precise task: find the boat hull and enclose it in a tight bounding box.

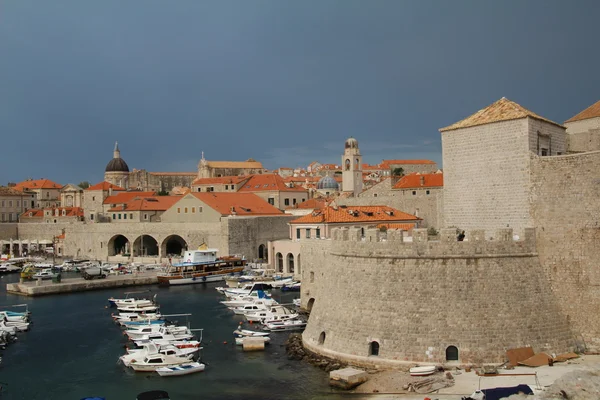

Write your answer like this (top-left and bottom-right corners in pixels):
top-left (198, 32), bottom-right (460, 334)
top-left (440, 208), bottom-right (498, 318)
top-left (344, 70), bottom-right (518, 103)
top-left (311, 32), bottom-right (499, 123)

top-left (158, 268), bottom-right (245, 286)
top-left (156, 362), bottom-right (205, 376)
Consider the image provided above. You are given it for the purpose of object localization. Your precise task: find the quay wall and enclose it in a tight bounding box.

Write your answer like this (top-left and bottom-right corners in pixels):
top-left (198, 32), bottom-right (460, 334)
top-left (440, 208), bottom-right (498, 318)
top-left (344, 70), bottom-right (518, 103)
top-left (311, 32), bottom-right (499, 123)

top-left (530, 151), bottom-right (600, 349)
top-left (301, 227), bottom-right (575, 367)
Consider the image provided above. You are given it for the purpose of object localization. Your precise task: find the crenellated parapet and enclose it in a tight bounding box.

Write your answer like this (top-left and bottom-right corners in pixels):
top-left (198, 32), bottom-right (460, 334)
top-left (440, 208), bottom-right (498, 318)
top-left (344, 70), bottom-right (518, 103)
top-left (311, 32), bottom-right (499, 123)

top-left (329, 227), bottom-right (536, 258)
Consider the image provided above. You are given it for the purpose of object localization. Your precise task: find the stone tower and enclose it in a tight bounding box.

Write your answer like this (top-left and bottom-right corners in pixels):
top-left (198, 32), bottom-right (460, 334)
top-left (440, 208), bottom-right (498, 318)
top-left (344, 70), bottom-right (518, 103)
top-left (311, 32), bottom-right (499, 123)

top-left (341, 137), bottom-right (363, 197)
top-left (104, 141), bottom-right (130, 189)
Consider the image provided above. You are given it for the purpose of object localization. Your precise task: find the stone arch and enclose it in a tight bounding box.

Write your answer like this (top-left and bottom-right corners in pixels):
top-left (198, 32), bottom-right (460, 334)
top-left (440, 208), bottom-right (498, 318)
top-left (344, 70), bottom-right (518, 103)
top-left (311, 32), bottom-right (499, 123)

top-left (296, 254), bottom-right (301, 275)
top-left (318, 331), bottom-right (326, 345)
top-left (258, 244), bottom-right (267, 261)
top-left (345, 159), bottom-right (350, 171)
top-left (108, 234), bottom-right (130, 256)
top-left (276, 253), bottom-right (283, 272)
top-left (287, 253), bottom-right (294, 274)
top-left (161, 235), bottom-right (188, 258)
top-left (369, 341), bottom-right (380, 356)
top-left (446, 345), bottom-right (459, 361)
top-left (307, 298), bottom-right (315, 312)
top-left (133, 234), bottom-right (159, 257)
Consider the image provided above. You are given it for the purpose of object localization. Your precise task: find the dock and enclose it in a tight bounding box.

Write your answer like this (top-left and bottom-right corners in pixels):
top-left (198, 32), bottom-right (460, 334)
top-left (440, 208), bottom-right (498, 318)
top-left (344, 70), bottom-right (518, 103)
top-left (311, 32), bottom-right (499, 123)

top-left (6, 272), bottom-right (158, 296)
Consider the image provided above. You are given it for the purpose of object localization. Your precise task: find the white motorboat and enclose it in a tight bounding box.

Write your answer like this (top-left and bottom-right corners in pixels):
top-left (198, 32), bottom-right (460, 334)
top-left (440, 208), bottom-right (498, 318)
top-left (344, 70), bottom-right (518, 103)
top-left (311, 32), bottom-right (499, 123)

top-left (125, 325), bottom-right (190, 340)
top-left (120, 343), bottom-right (197, 367)
top-left (156, 361), bottom-right (205, 377)
top-left (0, 322), bottom-right (18, 335)
top-left (129, 354), bottom-right (191, 372)
top-left (32, 269), bottom-right (57, 280)
top-left (233, 328), bottom-right (271, 338)
top-left (117, 303), bottom-right (159, 313)
top-left (227, 300), bottom-right (275, 315)
top-left (245, 305), bottom-right (298, 323)
top-left (109, 293), bottom-right (156, 308)
top-left (221, 282), bottom-right (273, 299)
top-left (235, 336), bottom-right (270, 346)
top-left (267, 277), bottom-right (294, 288)
top-left (409, 366), bottom-right (436, 376)
top-left (113, 312), bottom-right (162, 325)
top-left (293, 298), bottom-right (301, 307)
top-left (263, 319), bottom-right (306, 332)
top-left (221, 293), bottom-right (277, 308)
top-left (0, 311), bottom-right (29, 323)
top-left (0, 263), bottom-right (21, 273)
top-left (132, 331), bottom-right (194, 346)
top-left (1, 317), bottom-right (29, 332)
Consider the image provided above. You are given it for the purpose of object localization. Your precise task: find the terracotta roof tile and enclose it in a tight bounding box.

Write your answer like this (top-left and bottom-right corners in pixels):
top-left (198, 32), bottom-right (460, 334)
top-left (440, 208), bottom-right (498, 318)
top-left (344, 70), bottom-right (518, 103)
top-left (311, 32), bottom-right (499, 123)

top-left (565, 100), bottom-right (600, 123)
top-left (86, 181), bottom-right (126, 191)
top-left (377, 223), bottom-right (416, 231)
top-left (238, 174), bottom-right (307, 193)
top-left (103, 191), bottom-right (156, 205)
top-left (13, 179), bottom-right (62, 190)
top-left (108, 196), bottom-right (180, 212)
top-left (290, 205), bottom-right (420, 224)
top-left (20, 207), bottom-right (84, 218)
top-left (0, 186), bottom-right (28, 196)
top-left (393, 173), bottom-right (444, 189)
top-left (191, 192), bottom-right (283, 216)
top-left (440, 97), bottom-right (564, 132)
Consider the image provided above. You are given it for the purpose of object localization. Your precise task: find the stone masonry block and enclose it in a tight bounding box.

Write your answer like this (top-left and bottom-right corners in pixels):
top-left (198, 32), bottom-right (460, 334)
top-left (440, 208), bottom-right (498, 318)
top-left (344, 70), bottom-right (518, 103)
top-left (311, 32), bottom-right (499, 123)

top-left (440, 228), bottom-right (457, 243)
top-left (413, 228), bottom-right (428, 242)
top-left (349, 227), bottom-right (362, 242)
top-left (365, 228), bottom-right (380, 242)
top-left (468, 229), bottom-right (485, 242)
top-left (340, 228), bottom-right (350, 241)
top-left (496, 228), bottom-right (513, 242)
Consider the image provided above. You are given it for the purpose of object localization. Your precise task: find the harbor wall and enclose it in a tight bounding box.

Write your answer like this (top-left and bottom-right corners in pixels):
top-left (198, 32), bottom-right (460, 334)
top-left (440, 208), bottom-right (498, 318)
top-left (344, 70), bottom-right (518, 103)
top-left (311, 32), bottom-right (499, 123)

top-left (301, 227), bottom-right (576, 366)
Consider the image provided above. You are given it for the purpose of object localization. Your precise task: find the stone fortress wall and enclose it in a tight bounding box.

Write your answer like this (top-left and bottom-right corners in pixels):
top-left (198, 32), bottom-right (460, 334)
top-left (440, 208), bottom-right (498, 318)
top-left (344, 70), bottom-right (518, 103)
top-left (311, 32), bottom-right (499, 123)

top-left (301, 227), bottom-right (576, 367)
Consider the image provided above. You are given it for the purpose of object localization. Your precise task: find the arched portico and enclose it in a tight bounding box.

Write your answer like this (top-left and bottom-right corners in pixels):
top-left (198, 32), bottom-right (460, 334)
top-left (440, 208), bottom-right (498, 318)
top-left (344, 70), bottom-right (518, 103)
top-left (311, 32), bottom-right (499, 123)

top-left (161, 235), bottom-right (188, 258)
top-left (133, 234), bottom-right (159, 257)
top-left (108, 234), bottom-right (130, 257)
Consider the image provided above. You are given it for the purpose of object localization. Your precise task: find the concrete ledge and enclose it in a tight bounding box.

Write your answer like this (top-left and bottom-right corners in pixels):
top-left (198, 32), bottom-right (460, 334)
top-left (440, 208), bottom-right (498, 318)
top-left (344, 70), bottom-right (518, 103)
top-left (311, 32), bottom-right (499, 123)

top-left (6, 273), bottom-right (158, 296)
top-left (329, 367), bottom-right (368, 390)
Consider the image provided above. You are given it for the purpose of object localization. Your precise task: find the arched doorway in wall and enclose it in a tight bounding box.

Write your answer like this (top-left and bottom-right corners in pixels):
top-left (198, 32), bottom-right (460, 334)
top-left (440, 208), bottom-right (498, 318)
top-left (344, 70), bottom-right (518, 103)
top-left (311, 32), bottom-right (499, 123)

top-left (369, 341), bottom-right (380, 356)
top-left (133, 235), bottom-right (159, 257)
top-left (297, 254), bottom-right (301, 275)
top-left (287, 253), bottom-right (294, 273)
top-left (258, 244), bottom-right (266, 261)
top-left (446, 345), bottom-right (459, 361)
top-left (108, 234), bottom-right (130, 256)
top-left (318, 331), bottom-right (326, 345)
top-left (161, 235), bottom-right (188, 258)
top-left (276, 253), bottom-right (283, 272)
top-left (307, 298), bottom-right (315, 312)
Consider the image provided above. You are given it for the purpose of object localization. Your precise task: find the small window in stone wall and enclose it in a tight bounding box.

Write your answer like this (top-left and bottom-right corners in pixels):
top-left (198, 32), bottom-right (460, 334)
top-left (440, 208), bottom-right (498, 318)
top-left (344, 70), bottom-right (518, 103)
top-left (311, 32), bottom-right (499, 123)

top-left (369, 341), bottom-right (380, 356)
top-left (310, 271), bottom-right (314, 283)
top-left (426, 190), bottom-right (430, 195)
top-left (374, 193), bottom-right (377, 197)
top-left (318, 331), bottom-right (326, 345)
top-left (446, 345), bottom-right (459, 361)
top-left (412, 191), bottom-right (416, 195)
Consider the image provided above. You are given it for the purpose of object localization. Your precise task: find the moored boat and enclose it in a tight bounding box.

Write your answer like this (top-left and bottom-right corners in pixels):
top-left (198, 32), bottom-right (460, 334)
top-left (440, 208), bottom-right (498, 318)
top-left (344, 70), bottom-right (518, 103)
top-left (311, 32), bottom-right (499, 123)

top-left (156, 361), bottom-right (205, 377)
top-left (157, 245), bottom-right (246, 286)
top-left (409, 365), bottom-right (436, 376)
top-left (263, 319), bottom-right (306, 332)
top-left (129, 354), bottom-right (191, 372)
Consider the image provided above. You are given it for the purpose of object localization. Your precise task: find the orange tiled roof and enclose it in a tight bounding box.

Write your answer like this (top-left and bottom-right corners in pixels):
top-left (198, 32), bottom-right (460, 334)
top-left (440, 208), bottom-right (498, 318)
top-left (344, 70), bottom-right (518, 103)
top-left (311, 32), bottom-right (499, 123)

top-left (377, 223), bottom-right (416, 231)
top-left (0, 186), bottom-right (27, 196)
top-left (565, 100), bottom-right (600, 123)
top-left (56, 233), bottom-right (66, 240)
top-left (192, 176), bottom-right (251, 186)
top-left (440, 97), bottom-right (564, 132)
top-left (192, 192), bottom-right (284, 216)
top-left (238, 174), bottom-right (307, 193)
top-left (393, 173), bottom-right (444, 189)
top-left (108, 196), bottom-right (180, 212)
top-left (21, 207), bottom-right (84, 218)
top-left (103, 191), bottom-right (156, 205)
top-left (13, 179), bottom-right (62, 191)
top-left (20, 209), bottom-right (44, 218)
top-left (86, 181), bottom-right (125, 191)
top-left (290, 205), bottom-right (420, 224)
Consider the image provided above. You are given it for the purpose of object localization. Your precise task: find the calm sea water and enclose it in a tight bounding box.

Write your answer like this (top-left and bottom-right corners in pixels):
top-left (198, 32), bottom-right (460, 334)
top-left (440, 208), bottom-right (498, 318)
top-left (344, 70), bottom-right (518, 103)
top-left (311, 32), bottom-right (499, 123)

top-left (0, 273), bottom-right (335, 400)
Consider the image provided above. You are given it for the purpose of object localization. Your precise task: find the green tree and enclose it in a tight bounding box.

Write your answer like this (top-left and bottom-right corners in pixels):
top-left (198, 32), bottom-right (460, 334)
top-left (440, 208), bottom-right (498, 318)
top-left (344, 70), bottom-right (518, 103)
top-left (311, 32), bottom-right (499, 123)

top-left (157, 190), bottom-right (169, 196)
top-left (392, 167), bottom-right (404, 177)
top-left (78, 181), bottom-right (91, 189)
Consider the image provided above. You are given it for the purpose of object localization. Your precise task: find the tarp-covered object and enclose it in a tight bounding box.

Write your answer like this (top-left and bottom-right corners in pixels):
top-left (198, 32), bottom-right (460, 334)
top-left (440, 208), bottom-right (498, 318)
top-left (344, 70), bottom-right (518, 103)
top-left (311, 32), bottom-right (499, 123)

top-left (506, 346), bottom-right (535, 366)
top-left (481, 384), bottom-right (533, 400)
top-left (518, 352), bottom-right (552, 367)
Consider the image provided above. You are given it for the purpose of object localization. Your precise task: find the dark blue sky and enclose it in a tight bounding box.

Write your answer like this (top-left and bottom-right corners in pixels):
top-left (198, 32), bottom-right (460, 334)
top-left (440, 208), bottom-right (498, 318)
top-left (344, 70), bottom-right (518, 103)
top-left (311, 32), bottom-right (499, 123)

top-left (1, 1), bottom-right (599, 185)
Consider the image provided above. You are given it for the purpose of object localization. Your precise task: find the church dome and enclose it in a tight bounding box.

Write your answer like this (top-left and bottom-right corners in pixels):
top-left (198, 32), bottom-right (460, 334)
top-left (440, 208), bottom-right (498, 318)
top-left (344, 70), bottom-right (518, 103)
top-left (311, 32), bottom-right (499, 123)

top-left (317, 175), bottom-right (339, 190)
top-left (345, 137), bottom-right (358, 149)
top-left (105, 158), bottom-right (129, 173)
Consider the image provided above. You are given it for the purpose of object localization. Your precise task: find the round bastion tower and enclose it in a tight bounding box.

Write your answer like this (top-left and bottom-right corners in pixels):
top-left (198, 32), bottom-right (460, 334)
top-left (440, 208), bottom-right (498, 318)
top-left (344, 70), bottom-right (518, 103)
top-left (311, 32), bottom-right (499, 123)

top-left (104, 142), bottom-right (130, 189)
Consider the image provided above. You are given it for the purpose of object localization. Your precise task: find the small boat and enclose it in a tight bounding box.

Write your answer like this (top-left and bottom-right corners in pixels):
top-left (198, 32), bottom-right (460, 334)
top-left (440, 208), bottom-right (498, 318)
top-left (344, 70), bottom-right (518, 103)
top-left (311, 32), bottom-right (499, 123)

top-left (32, 269), bottom-right (57, 280)
top-left (156, 361), bottom-right (205, 377)
top-left (109, 293), bottom-right (156, 308)
top-left (245, 305), bottom-right (298, 323)
top-left (136, 390), bottom-right (170, 400)
top-left (120, 343), bottom-right (197, 367)
top-left (233, 328), bottom-right (271, 338)
top-left (235, 336), bottom-right (270, 346)
top-left (409, 365), bottom-right (436, 376)
top-left (125, 325), bottom-right (191, 340)
top-left (292, 298), bottom-right (301, 307)
top-left (113, 312), bottom-right (162, 324)
top-left (263, 319), bottom-right (306, 332)
top-left (281, 282), bottom-right (301, 292)
top-left (0, 263), bottom-right (21, 273)
top-left (117, 303), bottom-right (159, 313)
top-left (132, 332), bottom-right (195, 347)
top-left (122, 319), bottom-right (166, 327)
top-left (129, 354), bottom-right (191, 372)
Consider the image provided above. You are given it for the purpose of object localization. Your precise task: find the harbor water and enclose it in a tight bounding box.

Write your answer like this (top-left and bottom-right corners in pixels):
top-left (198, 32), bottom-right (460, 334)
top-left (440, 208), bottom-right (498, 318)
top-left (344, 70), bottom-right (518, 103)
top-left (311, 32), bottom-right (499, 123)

top-left (0, 273), bottom-right (334, 400)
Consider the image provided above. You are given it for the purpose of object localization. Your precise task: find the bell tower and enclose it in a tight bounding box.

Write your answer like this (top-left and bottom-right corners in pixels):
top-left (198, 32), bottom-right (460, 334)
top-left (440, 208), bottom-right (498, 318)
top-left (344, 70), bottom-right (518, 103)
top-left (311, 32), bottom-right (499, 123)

top-left (341, 137), bottom-right (363, 197)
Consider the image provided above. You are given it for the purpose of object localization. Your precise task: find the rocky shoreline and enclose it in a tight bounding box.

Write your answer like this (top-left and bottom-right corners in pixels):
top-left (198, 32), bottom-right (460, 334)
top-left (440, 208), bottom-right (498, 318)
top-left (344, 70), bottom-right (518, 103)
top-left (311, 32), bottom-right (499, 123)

top-left (285, 333), bottom-right (347, 372)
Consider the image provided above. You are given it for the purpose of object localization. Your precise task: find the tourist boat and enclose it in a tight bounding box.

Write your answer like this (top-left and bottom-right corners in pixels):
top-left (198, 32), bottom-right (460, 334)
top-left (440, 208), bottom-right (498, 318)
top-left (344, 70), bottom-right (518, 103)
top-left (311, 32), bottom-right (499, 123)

top-left (157, 245), bottom-right (246, 286)
top-left (235, 336), bottom-right (270, 346)
top-left (136, 390), bottom-right (170, 400)
top-left (245, 305), bottom-right (298, 323)
top-left (125, 325), bottom-right (191, 340)
top-left (263, 319), bottom-right (307, 332)
top-left (120, 343), bottom-right (197, 367)
top-left (129, 353), bottom-right (191, 372)
top-left (233, 328), bottom-right (271, 338)
top-left (156, 361), bottom-right (205, 377)
top-left (409, 365), bottom-right (436, 376)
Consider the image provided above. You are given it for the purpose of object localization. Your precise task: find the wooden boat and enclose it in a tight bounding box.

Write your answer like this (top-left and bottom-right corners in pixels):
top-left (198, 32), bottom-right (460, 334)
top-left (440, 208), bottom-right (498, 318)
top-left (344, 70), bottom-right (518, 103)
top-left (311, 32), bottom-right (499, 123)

top-left (409, 365), bottom-right (436, 376)
top-left (157, 245), bottom-right (246, 286)
top-left (156, 361), bottom-right (205, 377)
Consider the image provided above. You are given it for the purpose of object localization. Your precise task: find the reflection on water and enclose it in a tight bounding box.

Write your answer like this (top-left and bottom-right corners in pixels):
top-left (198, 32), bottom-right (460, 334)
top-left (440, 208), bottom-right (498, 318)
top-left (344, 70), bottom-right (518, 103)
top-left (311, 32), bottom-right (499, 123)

top-left (0, 273), bottom-right (336, 400)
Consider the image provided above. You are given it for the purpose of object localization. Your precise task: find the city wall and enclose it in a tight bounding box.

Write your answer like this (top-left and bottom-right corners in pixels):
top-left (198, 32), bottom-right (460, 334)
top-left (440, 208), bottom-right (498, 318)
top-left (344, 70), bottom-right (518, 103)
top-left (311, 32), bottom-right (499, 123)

top-left (301, 227), bottom-right (575, 367)
top-left (530, 150), bottom-right (600, 349)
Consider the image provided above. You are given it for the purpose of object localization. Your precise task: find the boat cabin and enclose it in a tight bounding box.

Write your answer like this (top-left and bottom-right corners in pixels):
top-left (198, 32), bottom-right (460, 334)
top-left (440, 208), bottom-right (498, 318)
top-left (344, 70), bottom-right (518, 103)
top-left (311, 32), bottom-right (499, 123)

top-left (182, 249), bottom-right (218, 264)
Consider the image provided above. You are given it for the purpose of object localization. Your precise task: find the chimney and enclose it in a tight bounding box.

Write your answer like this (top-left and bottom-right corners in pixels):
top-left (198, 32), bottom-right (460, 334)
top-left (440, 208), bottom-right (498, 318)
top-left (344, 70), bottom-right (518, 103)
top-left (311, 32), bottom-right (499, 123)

top-left (230, 206), bottom-right (236, 215)
top-left (420, 176), bottom-right (425, 186)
